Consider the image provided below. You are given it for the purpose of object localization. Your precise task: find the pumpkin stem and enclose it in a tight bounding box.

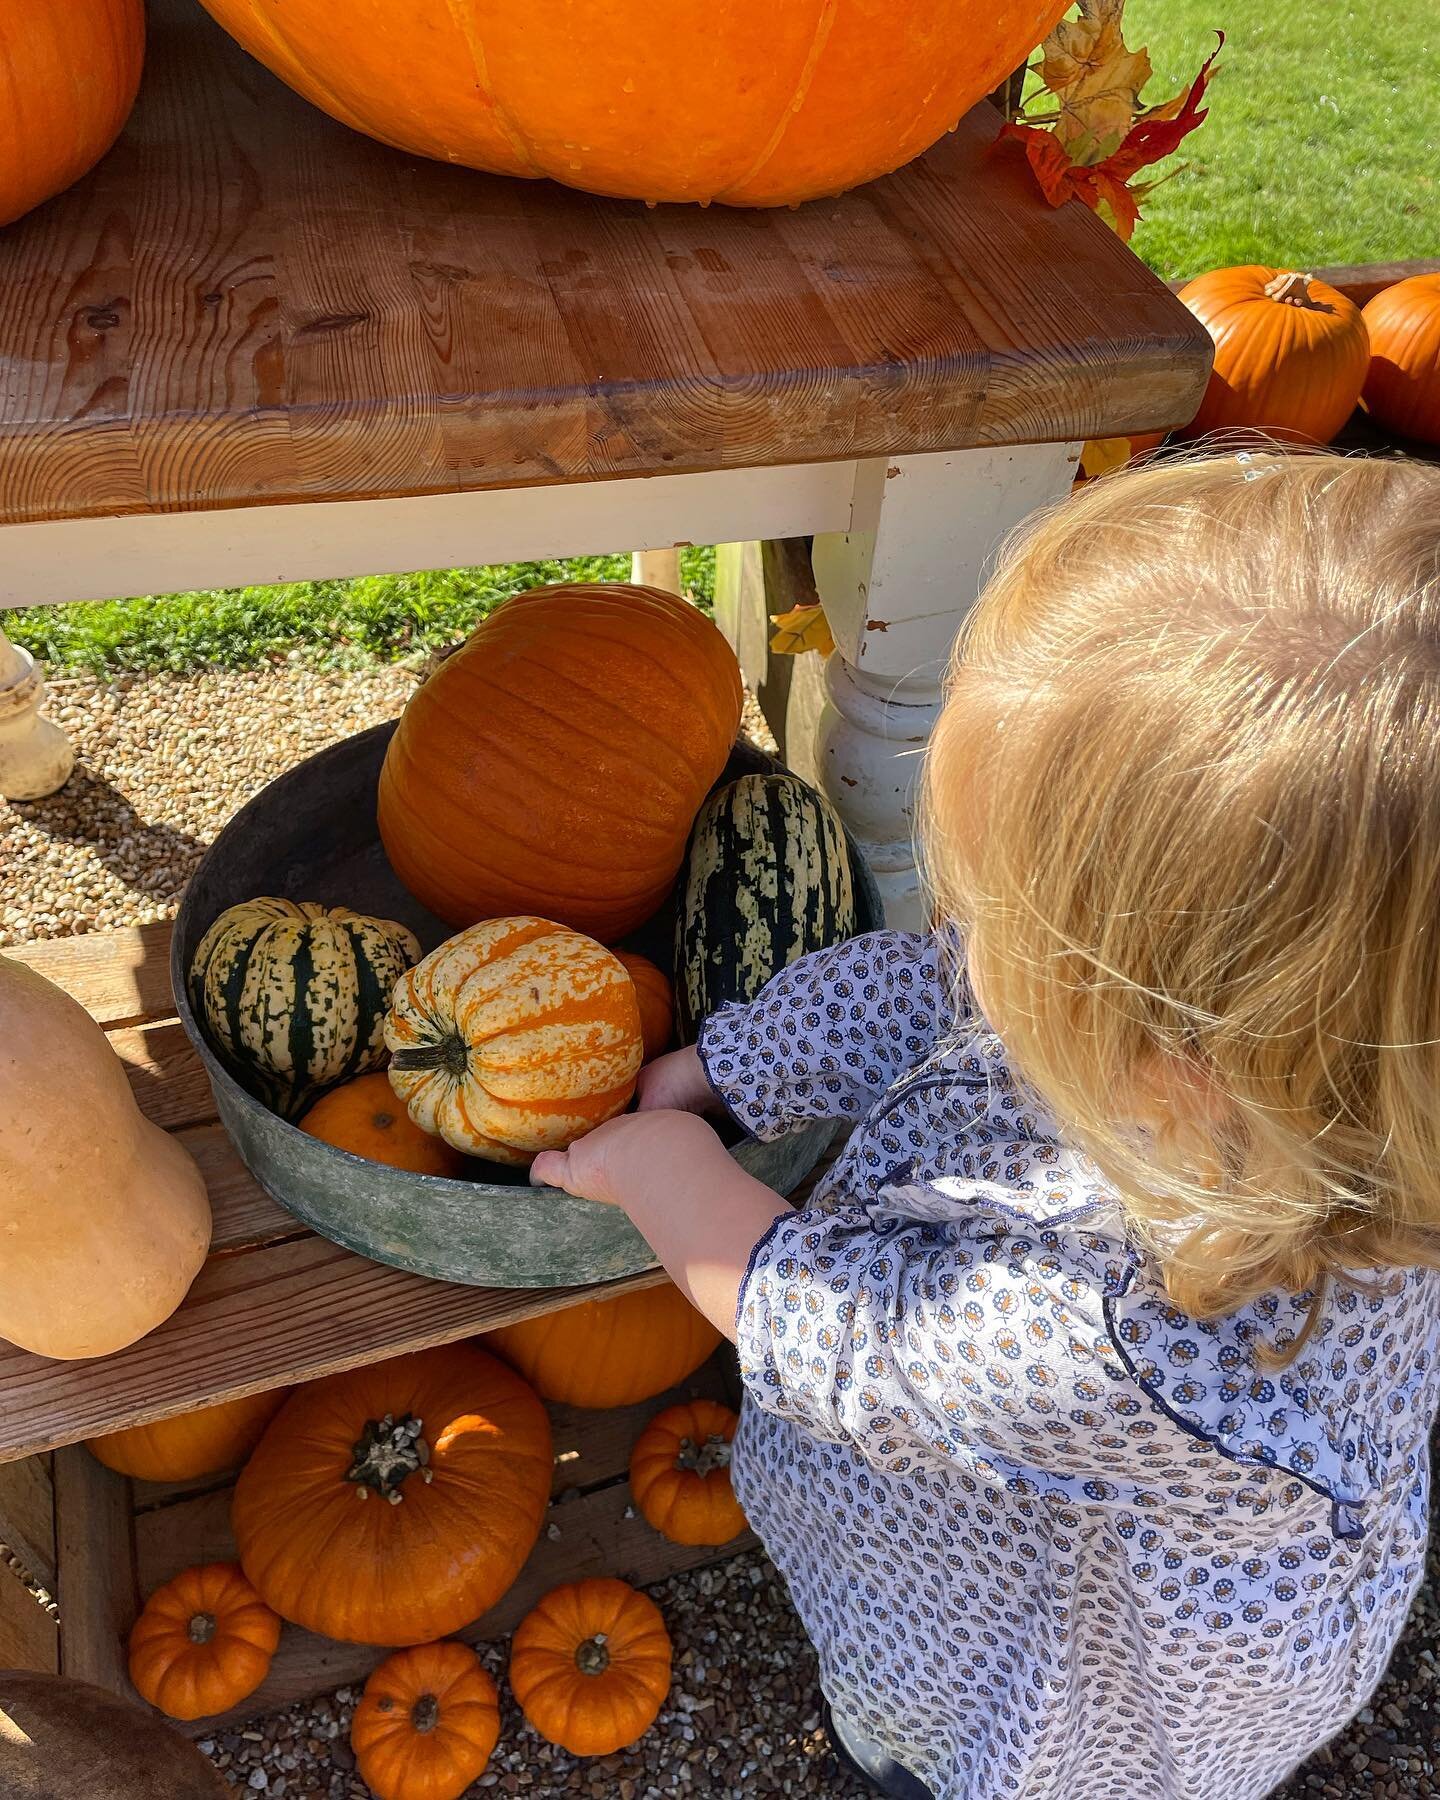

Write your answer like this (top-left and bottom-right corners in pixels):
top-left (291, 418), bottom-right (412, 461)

top-left (675, 1434), bottom-right (733, 1478)
top-left (188, 1612), bottom-right (217, 1646)
top-left (411, 1693), bottom-right (441, 1734)
top-left (574, 1632), bottom-right (611, 1677)
top-left (390, 1035), bottom-right (471, 1080)
top-left (347, 1413), bottom-right (435, 1503)
top-left (1263, 271), bottom-right (1331, 312)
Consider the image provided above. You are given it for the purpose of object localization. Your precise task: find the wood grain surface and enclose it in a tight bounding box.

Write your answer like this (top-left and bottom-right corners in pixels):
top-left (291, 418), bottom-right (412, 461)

top-left (0, 0), bottom-right (1210, 528)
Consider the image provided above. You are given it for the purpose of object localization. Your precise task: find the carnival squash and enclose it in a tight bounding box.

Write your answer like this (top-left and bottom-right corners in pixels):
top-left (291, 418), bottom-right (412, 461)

top-left (1178, 267), bottom-right (1370, 445)
top-left (88, 1390), bottom-right (290, 1483)
top-left (485, 1281), bottom-right (722, 1409)
top-left (232, 1344), bottom-right (552, 1646)
top-left (377, 584), bottom-right (743, 940)
top-left (0, 1670), bottom-right (229, 1798)
top-left (0, 0), bottom-right (144, 229)
top-left (1363, 273), bottom-right (1440, 446)
top-left (630, 1400), bottom-right (746, 1547)
top-left (191, 899), bottom-right (420, 1117)
top-left (0, 956), bottom-right (210, 1361)
top-left (300, 1072), bottom-right (468, 1176)
top-left (128, 1563), bottom-right (281, 1722)
top-left (616, 952), bottom-right (675, 1062)
top-left (194, 1), bottom-right (1066, 208)
top-left (351, 1642), bottom-right (501, 1800)
top-left (385, 917), bottom-right (643, 1164)
top-left (510, 1579), bottom-right (672, 1756)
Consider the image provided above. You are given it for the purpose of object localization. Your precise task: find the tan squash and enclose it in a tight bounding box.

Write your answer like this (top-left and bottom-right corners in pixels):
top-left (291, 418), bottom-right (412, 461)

top-left (0, 1669), bottom-right (229, 1798)
top-left (0, 956), bottom-right (211, 1360)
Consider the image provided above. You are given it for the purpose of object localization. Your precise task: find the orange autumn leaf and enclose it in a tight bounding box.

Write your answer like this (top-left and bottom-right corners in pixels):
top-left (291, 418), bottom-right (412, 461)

top-left (769, 603), bottom-right (835, 657)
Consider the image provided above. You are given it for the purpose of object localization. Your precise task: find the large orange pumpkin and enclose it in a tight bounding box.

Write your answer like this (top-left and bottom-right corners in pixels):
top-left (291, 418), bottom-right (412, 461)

top-left (231, 1345), bottom-right (552, 1646)
top-left (1363, 274), bottom-right (1440, 447)
top-left (378, 584), bottom-right (742, 940)
top-left (193, 2), bottom-right (1066, 208)
top-left (1178, 268), bottom-right (1370, 446)
top-left (87, 1389), bottom-right (290, 1484)
top-left (485, 1281), bottom-right (722, 1410)
top-left (386, 918), bottom-right (643, 1164)
top-left (0, 0), bottom-right (144, 229)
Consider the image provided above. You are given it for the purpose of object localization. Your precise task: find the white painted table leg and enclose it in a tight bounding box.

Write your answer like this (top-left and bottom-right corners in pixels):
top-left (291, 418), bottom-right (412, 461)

top-left (0, 627), bottom-right (75, 800)
top-left (811, 444), bottom-right (1080, 928)
top-left (630, 548), bottom-right (683, 594)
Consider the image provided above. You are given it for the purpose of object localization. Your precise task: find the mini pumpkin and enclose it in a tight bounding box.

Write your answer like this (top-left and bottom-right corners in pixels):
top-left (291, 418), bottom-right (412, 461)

top-left (385, 917), bottom-right (643, 1165)
top-left (299, 1071), bottom-right (468, 1176)
top-left (351, 1641), bottom-right (501, 1800)
top-left (191, 899), bottom-right (420, 1116)
top-left (510, 1579), bottom-right (672, 1757)
top-left (127, 1562), bottom-right (281, 1722)
top-left (630, 1400), bottom-right (746, 1546)
top-left (615, 952), bottom-right (675, 1061)
top-left (1363, 273), bottom-right (1440, 447)
top-left (485, 1281), bottom-right (722, 1409)
top-left (88, 1389), bottom-right (290, 1483)
top-left (232, 1344), bottom-right (552, 1646)
top-left (1177, 267), bottom-right (1370, 445)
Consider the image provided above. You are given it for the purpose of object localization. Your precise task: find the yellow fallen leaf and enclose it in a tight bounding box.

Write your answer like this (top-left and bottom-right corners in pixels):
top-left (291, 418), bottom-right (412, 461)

top-left (769, 603), bottom-right (835, 657)
top-left (1040, 0), bottom-right (1153, 165)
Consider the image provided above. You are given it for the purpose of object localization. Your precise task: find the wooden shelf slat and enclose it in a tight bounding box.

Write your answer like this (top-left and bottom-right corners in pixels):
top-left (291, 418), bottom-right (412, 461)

top-left (6, 923), bottom-right (178, 1030)
top-left (111, 1020), bottom-right (218, 1134)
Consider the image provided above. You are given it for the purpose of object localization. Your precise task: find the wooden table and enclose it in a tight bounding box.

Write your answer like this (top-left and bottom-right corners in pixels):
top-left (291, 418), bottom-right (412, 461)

top-left (0, 0), bottom-right (1211, 915)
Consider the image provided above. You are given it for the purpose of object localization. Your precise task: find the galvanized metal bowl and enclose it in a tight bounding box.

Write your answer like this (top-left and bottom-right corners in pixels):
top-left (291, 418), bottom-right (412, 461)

top-left (173, 723), bottom-right (882, 1289)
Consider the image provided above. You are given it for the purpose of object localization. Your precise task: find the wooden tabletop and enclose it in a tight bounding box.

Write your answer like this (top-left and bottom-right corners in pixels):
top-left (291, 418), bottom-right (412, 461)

top-left (0, 0), bottom-right (1211, 528)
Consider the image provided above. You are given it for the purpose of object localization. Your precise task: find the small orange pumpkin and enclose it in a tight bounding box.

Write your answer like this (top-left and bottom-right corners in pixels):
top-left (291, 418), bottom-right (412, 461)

top-left (127, 1562), bottom-right (281, 1722)
top-left (630, 1400), bottom-right (746, 1546)
top-left (385, 917), bottom-right (643, 1164)
top-left (615, 952), bottom-right (675, 1062)
top-left (1363, 273), bottom-right (1440, 447)
top-left (485, 1281), bottom-right (722, 1409)
top-left (299, 1072), bottom-right (468, 1176)
top-left (1178, 267), bottom-right (1370, 445)
top-left (87, 1389), bottom-right (290, 1483)
top-left (510, 1579), bottom-right (672, 1757)
top-left (351, 1642), bottom-right (501, 1800)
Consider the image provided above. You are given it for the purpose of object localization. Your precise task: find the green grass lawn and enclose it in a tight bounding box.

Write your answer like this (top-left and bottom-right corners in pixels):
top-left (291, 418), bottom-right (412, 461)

top-left (7, 0), bottom-right (1435, 678)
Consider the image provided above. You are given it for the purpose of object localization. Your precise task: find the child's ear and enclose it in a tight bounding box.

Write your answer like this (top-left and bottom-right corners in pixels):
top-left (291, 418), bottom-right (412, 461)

top-left (1133, 1047), bottom-right (1230, 1132)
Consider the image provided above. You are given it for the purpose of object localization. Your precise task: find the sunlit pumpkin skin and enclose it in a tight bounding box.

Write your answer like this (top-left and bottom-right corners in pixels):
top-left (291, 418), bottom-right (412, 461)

top-left (1178, 267), bottom-right (1370, 446)
top-left (630, 1401), bottom-right (746, 1547)
top-left (510, 1579), bottom-right (672, 1757)
top-left (385, 918), bottom-right (643, 1165)
top-left (0, 1), bottom-right (144, 229)
top-left (88, 1389), bottom-right (290, 1483)
top-left (485, 1281), bottom-right (722, 1409)
top-left (193, 1), bottom-right (1066, 209)
top-left (128, 1562), bottom-right (281, 1723)
top-left (351, 1642), bottom-right (500, 1800)
top-left (232, 1344), bottom-right (552, 1646)
top-left (615, 953), bottom-right (674, 1063)
top-left (1363, 274), bottom-right (1440, 446)
top-left (299, 1072), bottom-right (468, 1176)
top-left (377, 584), bottom-right (743, 941)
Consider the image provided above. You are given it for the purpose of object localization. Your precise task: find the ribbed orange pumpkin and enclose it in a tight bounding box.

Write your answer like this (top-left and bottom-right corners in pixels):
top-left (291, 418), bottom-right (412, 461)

top-left (300, 1072), bottom-right (468, 1176)
top-left (630, 1401), bottom-right (746, 1547)
top-left (510, 1580), bottom-right (672, 1757)
top-left (378, 584), bottom-right (742, 940)
top-left (485, 1281), bottom-right (722, 1409)
top-left (127, 1562), bottom-right (281, 1722)
top-left (194, 1), bottom-right (1066, 208)
top-left (0, 0), bottom-right (144, 229)
top-left (1178, 267), bottom-right (1370, 445)
top-left (616, 953), bottom-right (675, 1063)
top-left (1363, 274), bottom-right (1440, 446)
top-left (351, 1642), bottom-right (501, 1800)
top-left (385, 918), bottom-right (643, 1165)
top-left (87, 1389), bottom-right (291, 1483)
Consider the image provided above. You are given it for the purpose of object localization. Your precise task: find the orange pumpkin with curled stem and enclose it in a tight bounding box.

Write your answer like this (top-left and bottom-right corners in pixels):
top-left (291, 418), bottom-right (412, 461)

top-left (509, 1579), bottom-right (672, 1757)
top-left (350, 1642), bottom-right (500, 1800)
top-left (630, 1400), bottom-right (746, 1546)
top-left (88, 1389), bottom-right (290, 1483)
top-left (615, 952), bottom-right (675, 1062)
top-left (127, 1562), bottom-right (280, 1722)
top-left (1363, 274), bottom-right (1440, 446)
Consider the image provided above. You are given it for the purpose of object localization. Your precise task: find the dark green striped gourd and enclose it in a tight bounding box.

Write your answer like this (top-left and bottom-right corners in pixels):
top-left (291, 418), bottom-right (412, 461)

top-left (675, 773), bottom-right (858, 1042)
top-left (190, 898), bottom-right (421, 1117)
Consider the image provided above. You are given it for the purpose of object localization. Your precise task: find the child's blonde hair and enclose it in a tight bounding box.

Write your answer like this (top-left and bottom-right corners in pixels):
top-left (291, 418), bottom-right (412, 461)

top-left (925, 451), bottom-right (1440, 1319)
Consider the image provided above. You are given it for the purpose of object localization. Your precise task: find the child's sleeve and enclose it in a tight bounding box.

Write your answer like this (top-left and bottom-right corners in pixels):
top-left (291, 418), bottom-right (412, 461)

top-left (697, 930), bottom-right (961, 1141)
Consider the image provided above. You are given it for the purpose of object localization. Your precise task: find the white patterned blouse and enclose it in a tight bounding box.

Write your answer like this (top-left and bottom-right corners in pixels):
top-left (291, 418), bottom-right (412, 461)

top-left (698, 930), bottom-right (1440, 1800)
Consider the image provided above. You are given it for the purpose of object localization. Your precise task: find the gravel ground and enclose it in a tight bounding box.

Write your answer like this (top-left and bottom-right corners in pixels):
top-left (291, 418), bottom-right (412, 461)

top-left (4, 666), bottom-right (1438, 1796)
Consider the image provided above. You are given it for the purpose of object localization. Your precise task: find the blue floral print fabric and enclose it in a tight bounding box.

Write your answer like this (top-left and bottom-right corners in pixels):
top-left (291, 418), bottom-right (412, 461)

top-left (699, 931), bottom-right (1440, 1800)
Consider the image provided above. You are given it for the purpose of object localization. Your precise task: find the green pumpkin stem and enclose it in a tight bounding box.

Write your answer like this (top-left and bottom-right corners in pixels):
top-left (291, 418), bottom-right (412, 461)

top-left (347, 1413), bottom-right (434, 1504)
top-left (188, 1612), bottom-right (217, 1646)
top-left (390, 1035), bottom-right (471, 1080)
top-left (574, 1633), bottom-right (611, 1677)
top-left (411, 1694), bottom-right (441, 1734)
top-left (676, 1434), bottom-right (733, 1478)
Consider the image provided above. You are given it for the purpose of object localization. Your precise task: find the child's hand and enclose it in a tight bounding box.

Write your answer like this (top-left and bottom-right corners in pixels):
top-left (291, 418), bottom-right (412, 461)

top-left (636, 1044), bottom-right (718, 1115)
top-left (530, 1109), bottom-right (731, 1211)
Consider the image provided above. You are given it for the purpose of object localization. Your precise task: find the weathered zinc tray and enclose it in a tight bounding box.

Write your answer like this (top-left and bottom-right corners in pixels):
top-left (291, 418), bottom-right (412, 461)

top-left (172, 723), bottom-right (881, 1289)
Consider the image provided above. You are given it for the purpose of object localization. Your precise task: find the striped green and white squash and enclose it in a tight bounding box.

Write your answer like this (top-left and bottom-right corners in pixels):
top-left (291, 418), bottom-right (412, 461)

top-left (190, 898), bottom-right (421, 1116)
top-left (675, 773), bottom-right (858, 1042)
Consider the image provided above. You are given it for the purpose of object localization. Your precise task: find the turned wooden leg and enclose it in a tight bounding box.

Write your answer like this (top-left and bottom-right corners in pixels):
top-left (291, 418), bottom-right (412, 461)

top-left (0, 626), bottom-right (75, 801)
